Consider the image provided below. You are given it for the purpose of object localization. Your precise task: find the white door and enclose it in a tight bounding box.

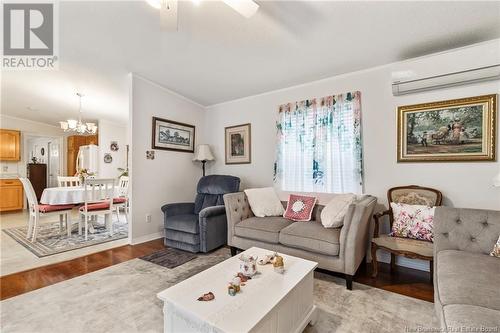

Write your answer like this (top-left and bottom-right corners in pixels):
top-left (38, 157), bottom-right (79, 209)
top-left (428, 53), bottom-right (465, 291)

top-left (47, 142), bottom-right (60, 187)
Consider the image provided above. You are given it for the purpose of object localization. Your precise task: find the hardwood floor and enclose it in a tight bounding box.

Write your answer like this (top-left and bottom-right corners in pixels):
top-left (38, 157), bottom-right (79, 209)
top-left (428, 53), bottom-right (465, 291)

top-left (0, 239), bottom-right (165, 300)
top-left (355, 260), bottom-right (434, 302)
top-left (0, 239), bottom-right (433, 303)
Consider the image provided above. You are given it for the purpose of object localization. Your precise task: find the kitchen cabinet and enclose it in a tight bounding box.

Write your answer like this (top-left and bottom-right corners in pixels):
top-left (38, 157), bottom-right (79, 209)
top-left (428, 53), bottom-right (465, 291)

top-left (0, 179), bottom-right (23, 212)
top-left (0, 129), bottom-right (21, 161)
top-left (67, 134), bottom-right (98, 176)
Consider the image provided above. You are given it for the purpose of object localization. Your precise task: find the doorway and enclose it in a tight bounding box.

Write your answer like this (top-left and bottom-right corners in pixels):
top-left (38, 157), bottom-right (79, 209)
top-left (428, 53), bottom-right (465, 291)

top-left (24, 134), bottom-right (64, 189)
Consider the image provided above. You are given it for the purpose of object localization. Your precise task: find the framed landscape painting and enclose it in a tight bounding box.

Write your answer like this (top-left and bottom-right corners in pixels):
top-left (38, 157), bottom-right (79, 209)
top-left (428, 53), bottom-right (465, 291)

top-left (397, 94), bottom-right (497, 162)
top-left (152, 117), bottom-right (195, 153)
top-left (225, 123), bottom-right (251, 164)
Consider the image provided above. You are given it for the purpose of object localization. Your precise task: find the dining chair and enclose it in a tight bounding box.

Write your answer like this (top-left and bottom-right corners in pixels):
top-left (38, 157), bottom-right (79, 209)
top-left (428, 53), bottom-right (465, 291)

top-left (19, 177), bottom-right (75, 242)
top-left (58, 176), bottom-right (81, 187)
top-left (80, 178), bottom-right (115, 240)
top-left (113, 176), bottom-right (129, 223)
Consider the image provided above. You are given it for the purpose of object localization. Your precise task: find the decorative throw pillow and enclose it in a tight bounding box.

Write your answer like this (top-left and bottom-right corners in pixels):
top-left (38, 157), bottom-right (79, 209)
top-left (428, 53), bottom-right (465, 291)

top-left (491, 235), bottom-right (500, 258)
top-left (390, 202), bottom-right (435, 242)
top-left (320, 193), bottom-right (356, 228)
top-left (244, 187), bottom-right (284, 217)
top-left (283, 194), bottom-right (317, 222)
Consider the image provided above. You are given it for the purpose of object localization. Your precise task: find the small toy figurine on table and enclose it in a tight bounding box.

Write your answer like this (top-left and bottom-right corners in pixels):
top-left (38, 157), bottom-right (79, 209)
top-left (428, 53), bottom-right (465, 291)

top-left (272, 253), bottom-right (285, 274)
top-left (197, 292), bottom-right (215, 301)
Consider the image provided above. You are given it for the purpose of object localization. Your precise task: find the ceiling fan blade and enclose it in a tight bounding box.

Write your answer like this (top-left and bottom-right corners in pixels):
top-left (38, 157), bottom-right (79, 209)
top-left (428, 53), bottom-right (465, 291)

top-left (160, 0), bottom-right (178, 31)
top-left (223, 0), bottom-right (259, 18)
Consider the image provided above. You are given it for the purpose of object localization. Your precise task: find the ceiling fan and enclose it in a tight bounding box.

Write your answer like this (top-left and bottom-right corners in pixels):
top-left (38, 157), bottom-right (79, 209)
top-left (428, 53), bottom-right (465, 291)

top-left (145, 0), bottom-right (260, 31)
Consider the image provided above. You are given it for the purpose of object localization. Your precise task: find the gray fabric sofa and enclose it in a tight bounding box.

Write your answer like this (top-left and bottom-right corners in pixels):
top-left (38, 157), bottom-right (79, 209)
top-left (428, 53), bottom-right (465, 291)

top-left (434, 207), bottom-right (500, 332)
top-left (161, 175), bottom-right (240, 253)
top-left (223, 192), bottom-right (377, 289)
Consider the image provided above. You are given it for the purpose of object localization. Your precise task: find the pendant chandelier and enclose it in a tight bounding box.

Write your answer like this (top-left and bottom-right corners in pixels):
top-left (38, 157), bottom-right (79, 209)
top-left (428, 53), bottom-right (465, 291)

top-left (59, 93), bottom-right (97, 134)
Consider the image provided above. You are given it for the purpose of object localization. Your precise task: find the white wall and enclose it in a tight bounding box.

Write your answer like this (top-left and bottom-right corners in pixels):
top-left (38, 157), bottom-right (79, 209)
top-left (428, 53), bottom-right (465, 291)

top-left (129, 75), bottom-right (205, 244)
top-left (98, 120), bottom-right (127, 179)
top-left (0, 114), bottom-right (67, 178)
top-left (204, 40), bottom-right (500, 270)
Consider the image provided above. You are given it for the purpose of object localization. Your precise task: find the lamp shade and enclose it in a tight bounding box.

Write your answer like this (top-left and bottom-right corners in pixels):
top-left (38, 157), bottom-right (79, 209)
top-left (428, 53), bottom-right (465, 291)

top-left (193, 144), bottom-right (215, 161)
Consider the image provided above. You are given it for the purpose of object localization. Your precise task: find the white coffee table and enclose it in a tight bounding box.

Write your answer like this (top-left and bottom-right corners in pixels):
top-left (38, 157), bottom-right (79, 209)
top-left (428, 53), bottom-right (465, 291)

top-left (157, 247), bottom-right (318, 333)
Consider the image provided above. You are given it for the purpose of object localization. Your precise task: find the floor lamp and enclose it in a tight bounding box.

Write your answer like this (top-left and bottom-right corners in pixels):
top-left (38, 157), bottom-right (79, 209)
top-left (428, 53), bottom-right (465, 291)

top-left (193, 144), bottom-right (215, 177)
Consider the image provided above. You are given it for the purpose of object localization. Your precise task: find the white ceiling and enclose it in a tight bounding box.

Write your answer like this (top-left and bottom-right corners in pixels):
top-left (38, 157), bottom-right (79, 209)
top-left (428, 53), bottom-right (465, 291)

top-left (2, 1), bottom-right (500, 126)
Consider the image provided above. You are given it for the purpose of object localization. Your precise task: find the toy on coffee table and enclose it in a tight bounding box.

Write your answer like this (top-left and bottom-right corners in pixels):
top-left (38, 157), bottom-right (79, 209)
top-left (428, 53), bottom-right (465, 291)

top-left (273, 253), bottom-right (285, 274)
top-left (197, 292), bottom-right (215, 301)
top-left (239, 254), bottom-right (258, 277)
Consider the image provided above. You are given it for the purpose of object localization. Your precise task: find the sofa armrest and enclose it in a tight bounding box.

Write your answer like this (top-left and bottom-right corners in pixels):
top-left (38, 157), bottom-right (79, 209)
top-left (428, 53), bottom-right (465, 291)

top-left (161, 202), bottom-right (195, 217)
top-left (199, 207), bottom-right (228, 252)
top-left (340, 195), bottom-right (377, 276)
top-left (434, 207), bottom-right (500, 256)
top-left (223, 192), bottom-right (253, 245)
top-left (199, 205), bottom-right (226, 219)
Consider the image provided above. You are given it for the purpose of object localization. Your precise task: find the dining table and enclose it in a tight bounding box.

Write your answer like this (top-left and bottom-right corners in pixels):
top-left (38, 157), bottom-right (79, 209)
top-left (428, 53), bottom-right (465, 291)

top-left (40, 186), bottom-right (120, 205)
top-left (40, 186), bottom-right (120, 235)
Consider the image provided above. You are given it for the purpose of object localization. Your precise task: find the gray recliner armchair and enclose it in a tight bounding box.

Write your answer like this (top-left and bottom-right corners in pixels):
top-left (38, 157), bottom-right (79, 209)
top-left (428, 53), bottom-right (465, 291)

top-left (161, 175), bottom-right (240, 253)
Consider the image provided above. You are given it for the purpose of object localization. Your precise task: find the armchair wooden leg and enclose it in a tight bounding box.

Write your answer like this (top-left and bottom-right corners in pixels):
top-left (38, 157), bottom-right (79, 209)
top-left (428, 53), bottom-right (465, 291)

top-left (390, 253), bottom-right (396, 272)
top-left (371, 243), bottom-right (378, 278)
top-left (345, 274), bottom-right (353, 290)
top-left (230, 246), bottom-right (238, 256)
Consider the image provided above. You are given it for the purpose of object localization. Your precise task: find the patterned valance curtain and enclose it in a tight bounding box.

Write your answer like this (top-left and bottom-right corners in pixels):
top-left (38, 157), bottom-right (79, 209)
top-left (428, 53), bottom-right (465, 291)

top-left (274, 91), bottom-right (363, 194)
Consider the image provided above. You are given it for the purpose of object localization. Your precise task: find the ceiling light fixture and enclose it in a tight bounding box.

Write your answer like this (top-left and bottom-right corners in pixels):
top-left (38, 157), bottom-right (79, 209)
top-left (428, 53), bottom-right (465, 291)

top-left (59, 93), bottom-right (98, 135)
top-left (222, 0), bottom-right (259, 18)
top-left (145, 0), bottom-right (259, 31)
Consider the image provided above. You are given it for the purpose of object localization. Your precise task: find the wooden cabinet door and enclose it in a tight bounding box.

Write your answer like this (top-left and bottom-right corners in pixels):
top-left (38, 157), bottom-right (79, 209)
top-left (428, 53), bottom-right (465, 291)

top-left (0, 180), bottom-right (23, 212)
top-left (86, 135), bottom-right (98, 145)
top-left (0, 129), bottom-right (21, 161)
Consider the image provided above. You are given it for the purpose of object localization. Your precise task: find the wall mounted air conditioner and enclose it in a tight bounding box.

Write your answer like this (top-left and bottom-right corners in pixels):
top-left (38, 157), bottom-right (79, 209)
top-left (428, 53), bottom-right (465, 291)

top-left (392, 64), bottom-right (500, 96)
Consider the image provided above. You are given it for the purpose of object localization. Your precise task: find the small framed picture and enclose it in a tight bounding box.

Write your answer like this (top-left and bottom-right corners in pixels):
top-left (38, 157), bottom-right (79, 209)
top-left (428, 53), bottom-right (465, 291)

top-left (152, 117), bottom-right (195, 153)
top-left (225, 123), bottom-right (251, 164)
top-left (104, 153), bottom-right (113, 163)
top-left (110, 141), bottom-right (119, 151)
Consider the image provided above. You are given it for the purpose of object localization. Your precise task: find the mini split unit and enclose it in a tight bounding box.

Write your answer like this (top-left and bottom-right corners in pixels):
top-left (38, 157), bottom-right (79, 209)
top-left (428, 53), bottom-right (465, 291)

top-left (392, 64), bottom-right (500, 96)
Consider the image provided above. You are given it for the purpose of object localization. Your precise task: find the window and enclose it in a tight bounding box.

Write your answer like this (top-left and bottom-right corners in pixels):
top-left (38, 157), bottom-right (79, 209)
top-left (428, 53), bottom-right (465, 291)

top-left (274, 92), bottom-right (363, 194)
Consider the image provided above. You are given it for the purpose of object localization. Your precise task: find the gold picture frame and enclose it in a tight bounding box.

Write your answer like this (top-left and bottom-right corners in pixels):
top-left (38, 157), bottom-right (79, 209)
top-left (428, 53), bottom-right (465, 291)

top-left (225, 123), bottom-right (251, 164)
top-left (397, 94), bottom-right (497, 162)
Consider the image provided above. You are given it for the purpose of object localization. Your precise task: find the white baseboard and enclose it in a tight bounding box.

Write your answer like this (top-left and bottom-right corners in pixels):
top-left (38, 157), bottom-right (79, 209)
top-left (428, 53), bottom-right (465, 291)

top-left (131, 231), bottom-right (164, 245)
top-left (376, 251), bottom-right (430, 272)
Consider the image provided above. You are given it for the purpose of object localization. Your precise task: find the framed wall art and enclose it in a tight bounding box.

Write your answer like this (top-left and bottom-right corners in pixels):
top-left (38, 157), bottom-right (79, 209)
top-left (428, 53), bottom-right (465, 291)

top-left (397, 94), bottom-right (497, 162)
top-left (225, 123), bottom-right (251, 164)
top-left (152, 117), bottom-right (195, 153)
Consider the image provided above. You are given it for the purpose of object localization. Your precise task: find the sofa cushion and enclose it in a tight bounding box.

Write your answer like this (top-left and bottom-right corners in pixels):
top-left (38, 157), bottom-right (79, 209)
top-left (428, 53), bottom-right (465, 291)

top-left (234, 217), bottom-right (292, 243)
top-left (320, 193), bottom-right (356, 228)
top-left (244, 188), bottom-right (284, 217)
top-left (442, 304), bottom-right (500, 330)
top-left (372, 234), bottom-right (433, 257)
top-left (437, 250), bottom-right (500, 311)
top-left (279, 221), bottom-right (341, 256)
top-left (164, 214), bottom-right (199, 234)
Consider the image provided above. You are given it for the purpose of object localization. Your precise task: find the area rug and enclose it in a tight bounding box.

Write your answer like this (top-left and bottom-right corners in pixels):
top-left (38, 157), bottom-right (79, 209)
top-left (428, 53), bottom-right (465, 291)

top-left (0, 248), bottom-right (439, 333)
top-left (140, 248), bottom-right (197, 269)
top-left (2, 219), bottom-right (128, 258)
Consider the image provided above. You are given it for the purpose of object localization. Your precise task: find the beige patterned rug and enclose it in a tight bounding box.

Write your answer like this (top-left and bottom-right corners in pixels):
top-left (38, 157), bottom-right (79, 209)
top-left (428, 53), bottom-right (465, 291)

top-left (3, 219), bottom-right (128, 257)
top-left (1, 248), bottom-right (439, 333)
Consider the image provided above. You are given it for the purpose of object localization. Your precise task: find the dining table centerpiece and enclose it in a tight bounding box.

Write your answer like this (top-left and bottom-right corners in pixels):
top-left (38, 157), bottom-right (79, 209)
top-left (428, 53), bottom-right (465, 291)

top-left (76, 168), bottom-right (94, 184)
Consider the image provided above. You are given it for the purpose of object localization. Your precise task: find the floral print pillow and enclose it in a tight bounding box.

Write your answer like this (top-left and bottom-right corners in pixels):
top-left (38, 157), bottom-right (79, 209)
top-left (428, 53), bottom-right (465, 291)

top-left (491, 236), bottom-right (500, 258)
top-left (390, 202), bottom-right (435, 242)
